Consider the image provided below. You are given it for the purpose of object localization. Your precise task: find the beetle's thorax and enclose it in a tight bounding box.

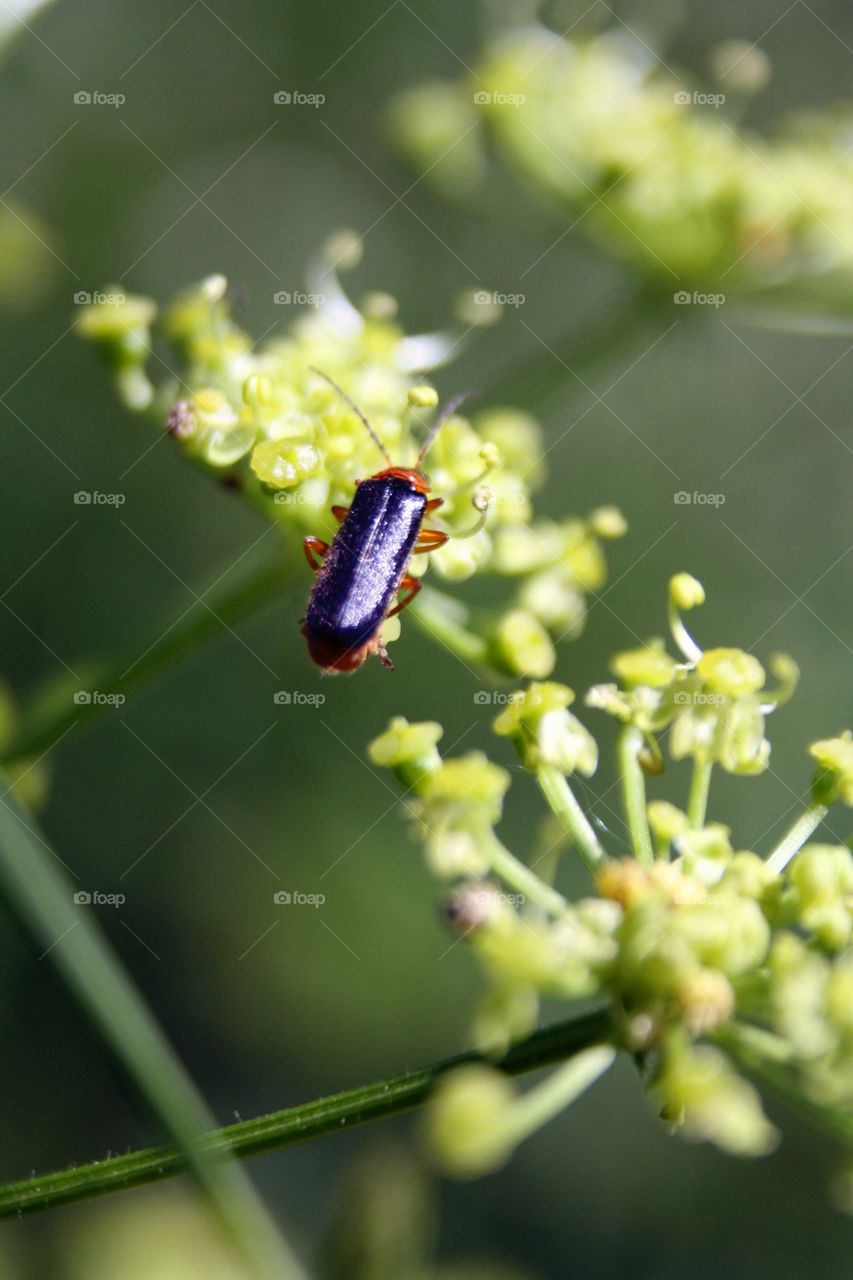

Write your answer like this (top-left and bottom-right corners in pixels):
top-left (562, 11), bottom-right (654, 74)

top-left (369, 465), bottom-right (430, 494)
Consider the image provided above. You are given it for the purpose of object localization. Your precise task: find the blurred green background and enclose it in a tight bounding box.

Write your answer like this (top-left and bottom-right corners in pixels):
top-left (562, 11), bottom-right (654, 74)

top-left (0, 0), bottom-right (851, 1275)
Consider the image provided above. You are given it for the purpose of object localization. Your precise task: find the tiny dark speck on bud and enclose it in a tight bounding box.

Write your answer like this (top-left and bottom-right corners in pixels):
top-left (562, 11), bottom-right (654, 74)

top-left (165, 400), bottom-right (194, 440)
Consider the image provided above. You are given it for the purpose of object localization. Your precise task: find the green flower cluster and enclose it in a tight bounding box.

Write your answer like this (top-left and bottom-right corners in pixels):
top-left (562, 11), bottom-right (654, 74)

top-left (77, 241), bottom-right (624, 676)
top-left (587, 572), bottom-right (799, 782)
top-left (369, 578), bottom-right (853, 1180)
top-left (389, 22), bottom-right (853, 317)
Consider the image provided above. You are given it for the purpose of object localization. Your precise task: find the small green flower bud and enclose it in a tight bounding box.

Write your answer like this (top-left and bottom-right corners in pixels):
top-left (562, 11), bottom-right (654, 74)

top-left (656, 1040), bottom-right (778, 1157)
top-left (768, 932), bottom-right (833, 1057)
top-left (473, 409), bottom-right (545, 487)
top-left (487, 610), bottom-right (556, 680)
top-left (431, 530), bottom-right (492, 582)
top-left (250, 439), bottom-right (321, 488)
top-left (673, 898), bottom-right (770, 976)
top-left (494, 682), bottom-right (597, 776)
top-left (518, 568), bottom-right (586, 634)
top-left (647, 801), bottom-right (689, 845)
top-left (611, 640), bottom-right (678, 689)
top-left (424, 1065), bottom-right (516, 1178)
top-left (368, 716), bottom-right (443, 790)
top-left (588, 505), bottom-right (628, 539)
top-left (790, 844), bottom-right (853, 950)
top-left (407, 384), bottom-right (438, 408)
top-left (697, 648), bottom-right (765, 697)
top-left (717, 696), bottom-right (770, 775)
top-left (669, 573), bottom-right (705, 611)
top-left (809, 732), bottom-right (853, 806)
top-left (422, 753), bottom-right (510, 817)
top-left (719, 851), bottom-right (775, 901)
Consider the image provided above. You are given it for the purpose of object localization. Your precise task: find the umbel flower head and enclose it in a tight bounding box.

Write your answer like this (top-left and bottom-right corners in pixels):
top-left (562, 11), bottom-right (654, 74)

top-left (77, 235), bottom-right (625, 676)
top-left (587, 573), bottom-right (799, 777)
top-left (369, 573), bottom-right (853, 1183)
top-left (389, 20), bottom-right (853, 321)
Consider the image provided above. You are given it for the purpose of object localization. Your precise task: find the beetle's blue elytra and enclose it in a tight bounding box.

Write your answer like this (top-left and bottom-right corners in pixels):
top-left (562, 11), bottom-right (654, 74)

top-left (301, 371), bottom-right (470, 672)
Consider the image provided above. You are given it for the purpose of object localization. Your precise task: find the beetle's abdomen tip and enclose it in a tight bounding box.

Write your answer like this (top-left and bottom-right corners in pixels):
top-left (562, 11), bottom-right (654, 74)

top-left (304, 629), bottom-right (377, 673)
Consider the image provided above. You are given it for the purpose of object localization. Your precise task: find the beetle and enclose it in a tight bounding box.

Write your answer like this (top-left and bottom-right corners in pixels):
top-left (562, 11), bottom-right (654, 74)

top-left (301, 370), bottom-right (471, 673)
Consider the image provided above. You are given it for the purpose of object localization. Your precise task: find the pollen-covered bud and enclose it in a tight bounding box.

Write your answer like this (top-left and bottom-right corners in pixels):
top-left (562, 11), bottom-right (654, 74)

top-left (493, 682), bottom-right (597, 776)
top-left (368, 716), bottom-right (443, 790)
top-left (597, 858), bottom-right (650, 910)
top-left (676, 969), bottom-right (735, 1036)
top-left (589, 505), bottom-right (628, 539)
top-left (443, 881), bottom-right (514, 937)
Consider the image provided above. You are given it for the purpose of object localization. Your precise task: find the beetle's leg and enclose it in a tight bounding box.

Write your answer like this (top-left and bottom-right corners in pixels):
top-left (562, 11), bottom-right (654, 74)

top-left (303, 536), bottom-right (329, 573)
top-left (386, 574), bottom-right (422, 618)
top-left (425, 497), bottom-right (444, 513)
top-left (331, 505), bottom-right (349, 523)
top-left (413, 528), bottom-right (449, 554)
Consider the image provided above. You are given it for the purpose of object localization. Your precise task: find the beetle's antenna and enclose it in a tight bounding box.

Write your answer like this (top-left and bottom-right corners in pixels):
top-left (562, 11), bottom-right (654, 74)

top-left (309, 366), bottom-right (392, 466)
top-left (415, 390), bottom-right (478, 469)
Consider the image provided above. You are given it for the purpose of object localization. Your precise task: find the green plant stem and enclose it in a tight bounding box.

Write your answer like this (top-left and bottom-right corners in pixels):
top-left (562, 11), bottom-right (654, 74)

top-left (535, 764), bottom-right (607, 871)
top-left (765, 803), bottom-right (829, 875)
top-left (487, 834), bottom-right (568, 915)
top-left (501, 1045), bottom-right (616, 1147)
top-left (687, 758), bottom-right (713, 829)
top-left (617, 726), bottom-right (653, 866)
top-left (0, 779), bottom-right (305, 1279)
top-left (0, 1004), bottom-right (612, 1220)
top-left (2, 547), bottom-right (291, 766)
